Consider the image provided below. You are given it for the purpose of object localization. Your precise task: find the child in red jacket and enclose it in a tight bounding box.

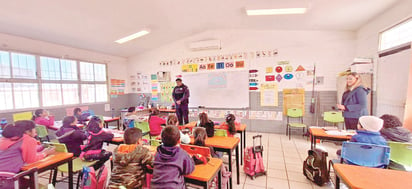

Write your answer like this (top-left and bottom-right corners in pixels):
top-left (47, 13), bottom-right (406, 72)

top-left (148, 108), bottom-right (166, 136)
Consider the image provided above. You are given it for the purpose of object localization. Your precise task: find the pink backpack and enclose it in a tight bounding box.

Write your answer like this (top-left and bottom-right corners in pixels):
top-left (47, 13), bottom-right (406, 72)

top-left (81, 165), bottom-right (108, 189)
top-left (243, 135), bottom-right (266, 179)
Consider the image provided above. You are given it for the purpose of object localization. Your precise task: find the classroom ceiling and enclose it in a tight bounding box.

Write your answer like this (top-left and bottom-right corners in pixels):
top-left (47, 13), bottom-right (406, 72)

top-left (0, 0), bottom-right (401, 58)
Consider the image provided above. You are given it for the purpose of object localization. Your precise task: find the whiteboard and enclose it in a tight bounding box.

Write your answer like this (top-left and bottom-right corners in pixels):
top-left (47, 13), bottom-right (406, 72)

top-left (182, 70), bottom-right (249, 108)
top-left (376, 48), bottom-right (411, 118)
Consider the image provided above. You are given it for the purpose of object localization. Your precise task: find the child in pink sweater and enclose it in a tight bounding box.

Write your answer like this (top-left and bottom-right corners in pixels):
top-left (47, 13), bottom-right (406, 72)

top-left (33, 109), bottom-right (57, 130)
top-left (148, 108), bottom-right (166, 136)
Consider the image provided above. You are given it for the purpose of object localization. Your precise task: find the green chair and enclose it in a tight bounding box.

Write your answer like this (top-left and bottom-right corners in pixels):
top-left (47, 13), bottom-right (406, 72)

top-left (49, 143), bottom-right (97, 188)
top-left (323, 111), bottom-right (344, 128)
top-left (214, 129), bottom-right (228, 137)
top-left (135, 121), bottom-right (150, 136)
top-left (388, 141), bottom-right (412, 171)
top-left (286, 108), bottom-right (307, 140)
top-left (150, 139), bottom-right (162, 147)
top-left (36, 125), bottom-right (50, 142)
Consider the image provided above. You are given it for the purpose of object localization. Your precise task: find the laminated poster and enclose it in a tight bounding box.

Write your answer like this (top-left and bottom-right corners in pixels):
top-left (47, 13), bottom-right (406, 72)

top-left (260, 83), bottom-right (278, 106)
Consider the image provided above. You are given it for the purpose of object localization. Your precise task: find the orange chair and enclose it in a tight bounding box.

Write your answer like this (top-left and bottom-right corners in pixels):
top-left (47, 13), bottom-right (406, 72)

top-left (180, 144), bottom-right (211, 158)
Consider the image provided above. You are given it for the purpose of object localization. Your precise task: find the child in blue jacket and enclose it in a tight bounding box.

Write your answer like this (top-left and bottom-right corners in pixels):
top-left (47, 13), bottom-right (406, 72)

top-left (350, 115), bottom-right (387, 145)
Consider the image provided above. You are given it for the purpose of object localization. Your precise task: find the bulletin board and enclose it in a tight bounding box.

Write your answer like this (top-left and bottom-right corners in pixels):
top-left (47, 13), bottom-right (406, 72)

top-left (283, 88), bottom-right (305, 115)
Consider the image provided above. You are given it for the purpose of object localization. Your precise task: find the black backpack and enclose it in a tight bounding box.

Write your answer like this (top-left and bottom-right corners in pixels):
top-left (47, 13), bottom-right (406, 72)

top-left (303, 148), bottom-right (329, 186)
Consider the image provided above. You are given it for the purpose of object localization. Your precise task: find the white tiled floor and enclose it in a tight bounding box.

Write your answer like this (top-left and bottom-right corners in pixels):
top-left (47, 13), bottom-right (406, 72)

top-left (41, 132), bottom-right (341, 189)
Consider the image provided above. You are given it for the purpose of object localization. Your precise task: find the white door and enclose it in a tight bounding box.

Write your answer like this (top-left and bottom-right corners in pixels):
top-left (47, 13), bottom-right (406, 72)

top-left (377, 48), bottom-right (411, 119)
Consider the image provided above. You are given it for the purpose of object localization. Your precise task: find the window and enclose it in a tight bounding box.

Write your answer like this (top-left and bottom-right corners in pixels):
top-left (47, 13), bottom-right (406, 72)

top-left (11, 53), bottom-right (36, 79)
top-left (0, 82), bottom-right (13, 110)
top-left (0, 50), bottom-right (108, 112)
top-left (380, 18), bottom-right (412, 51)
top-left (0, 51), bottom-right (11, 78)
top-left (13, 83), bottom-right (39, 109)
top-left (42, 83), bottom-right (62, 107)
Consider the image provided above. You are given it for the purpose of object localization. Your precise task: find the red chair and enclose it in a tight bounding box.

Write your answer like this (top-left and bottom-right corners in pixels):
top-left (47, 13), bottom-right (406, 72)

top-left (180, 144), bottom-right (211, 158)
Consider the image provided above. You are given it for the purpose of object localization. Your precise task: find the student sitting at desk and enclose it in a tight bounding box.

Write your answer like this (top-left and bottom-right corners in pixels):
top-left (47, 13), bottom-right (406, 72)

top-left (82, 116), bottom-right (114, 170)
top-left (167, 115), bottom-right (190, 144)
top-left (379, 114), bottom-right (412, 142)
top-left (0, 121), bottom-right (55, 173)
top-left (109, 128), bottom-right (154, 189)
top-left (216, 114), bottom-right (241, 137)
top-left (33, 109), bottom-right (56, 130)
top-left (125, 106), bottom-right (140, 121)
top-left (148, 108), bottom-right (166, 136)
top-left (151, 126), bottom-right (194, 189)
top-left (196, 112), bottom-right (215, 137)
top-left (56, 116), bottom-right (87, 157)
top-left (73, 107), bottom-right (82, 123)
top-left (193, 127), bottom-right (219, 158)
top-left (351, 116), bottom-right (387, 145)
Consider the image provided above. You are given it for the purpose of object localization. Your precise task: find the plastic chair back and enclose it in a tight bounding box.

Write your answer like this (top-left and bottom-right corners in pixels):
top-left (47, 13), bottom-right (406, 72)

top-left (12, 111), bottom-right (33, 122)
top-left (0, 168), bottom-right (38, 189)
top-left (82, 110), bottom-right (95, 116)
top-left (388, 141), bottom-right (412, 168)
top-left (180, 144), bottom-right (211, 158)
top-left (35, 125), bottom-right (49, 142)
top-left (48, 142), bottom-right (68, 153)
top-left (123, 118), bottom-right (135, 129)
top-left (214, 129), bottom-right (228, 137)
top-left (287, 108), bottom-right (303, 118)
top-left (135, 121), bottom-right (150, 133)
top-left (341, 142), bottom-right (390, 168)
top-left (323, 111), bottom-right (344, 123)
top-left (150, 139), bottom-right (162, 147)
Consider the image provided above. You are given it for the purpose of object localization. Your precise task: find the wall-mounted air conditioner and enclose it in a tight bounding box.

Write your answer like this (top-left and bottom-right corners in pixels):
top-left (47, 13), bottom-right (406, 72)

top-left (189, 39), bottom-right (221, 51)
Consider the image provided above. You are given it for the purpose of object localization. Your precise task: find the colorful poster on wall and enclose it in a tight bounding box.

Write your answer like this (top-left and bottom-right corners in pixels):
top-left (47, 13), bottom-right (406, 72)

top-left (216, 62), bottom-right (225, 69)
top-left (110, 79), bottom-right (126, 98)
top-left (208, 72), bottom-right (227, 88)
top-left (260, 83), bottom-right (278, 106)
top-left (151, 74), bottom-right (159, 101)
top-left (207, 63), bottom-right (216, 70)
top-left (160, 82), bottom-right (175, 103)
top-left (249, 69), bottom-right (259, 91)
top-left (235, 61), bottom-right (245, 68)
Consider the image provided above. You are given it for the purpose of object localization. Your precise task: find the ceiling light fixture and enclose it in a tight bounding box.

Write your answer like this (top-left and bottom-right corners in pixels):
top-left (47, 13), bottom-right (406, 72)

top-left (115, 29), bottom-right (150, 44)
top-left (246, 8), bottom-right (307, 16)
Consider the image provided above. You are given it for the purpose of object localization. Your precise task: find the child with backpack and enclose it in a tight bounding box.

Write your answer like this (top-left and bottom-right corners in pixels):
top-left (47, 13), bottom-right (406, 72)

top-left (196, 112), bottom-right (215, 137)
top-left (193, 127), bottom-right (219, 158)
top-left (109, 128), bottom-right (154, 188)
top-left (81, 116), bottom-right (114, 170)
top-left (216, 114), bottom-right (241, 137)
top-left (148, 108), bottom-right (166, 136)
top-left (151, 126), bottom-right (194, 189)
top-left (56, 116), bottom-right (87, 157)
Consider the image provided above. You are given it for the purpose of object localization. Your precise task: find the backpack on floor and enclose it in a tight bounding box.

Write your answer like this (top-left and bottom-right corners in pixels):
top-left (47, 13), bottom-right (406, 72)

top-left (244, 135), bottom-right (266, 179)
top-left (81, 165), bottom-right (108, 189)
top-left (303, 148), bottom-right (329, 186)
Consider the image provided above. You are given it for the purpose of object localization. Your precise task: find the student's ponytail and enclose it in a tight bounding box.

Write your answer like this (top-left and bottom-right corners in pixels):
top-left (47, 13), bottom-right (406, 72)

top-left (193, 127), bottom-right (207, 146)
top-left (226, 114), bottom-right (236, 135)
top-left (32, 109), bottom-right (44, 121)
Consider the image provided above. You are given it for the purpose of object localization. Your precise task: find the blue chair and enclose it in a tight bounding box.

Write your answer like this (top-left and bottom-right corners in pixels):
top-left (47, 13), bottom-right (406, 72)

top-left (341, 142), bottom-right (390, 168)
top-left (123, 118), bottom-right (135, 129)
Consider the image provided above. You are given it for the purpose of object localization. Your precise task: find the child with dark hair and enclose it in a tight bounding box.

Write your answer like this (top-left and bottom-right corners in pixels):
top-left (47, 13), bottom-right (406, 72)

top-left (125, 106), bottom-right (139, 120)
top-left (0, 121), bottom-right (55, 173)
top-left (380, 114), bottom-right (412, 142)
top-left (148, 108), bottom-right (166, 136)
top-left (167, 115), bottom-right (190, 144)
top-left (151, 126), bottom-right (194, 189)
top-left (56, 116), bottom-right (87, 157)
top-left (33, 109), bottom-right (56, 130)
top-left (197, 112), bottom-right (215, 137)
top-left (217, 114), bottom-right (241, 137)
top-left (109, 128), bottom-right (154, 188)
top-left (82, 116), bottom-right (114, 170)
top-left (73, 108), bottom-right (82, 123)
top-left (193, 127), bottom-right (219, 158)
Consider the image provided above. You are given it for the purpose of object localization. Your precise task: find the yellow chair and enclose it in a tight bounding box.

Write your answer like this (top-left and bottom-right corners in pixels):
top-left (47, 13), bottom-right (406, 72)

top-left (48, 143), bottom-right (97, 188)
top-left (286, 108), bottom-right (307, 140)
top-left (13, 111), bottom-right (33, 122)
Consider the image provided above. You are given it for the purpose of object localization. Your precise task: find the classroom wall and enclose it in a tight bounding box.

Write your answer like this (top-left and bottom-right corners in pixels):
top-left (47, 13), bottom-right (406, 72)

top-left (0, 32), bottom-right (130, 122)
top-left (127, 29), bottom-right (357, 133)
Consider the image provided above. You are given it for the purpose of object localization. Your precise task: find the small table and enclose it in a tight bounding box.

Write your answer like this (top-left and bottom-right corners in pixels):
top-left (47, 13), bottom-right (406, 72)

top-left (185, 158), bottom-right (223, 189)
top-left (21, 152), bottom-right (74, 189)
top-left (309, 127), bottom-right (352, 149)
top-left (103, 116), bottom-right (120, 129)
top-left (333, 163), bottom-right (412, 189)
top-left (191, 136), bottom-right (240, 189)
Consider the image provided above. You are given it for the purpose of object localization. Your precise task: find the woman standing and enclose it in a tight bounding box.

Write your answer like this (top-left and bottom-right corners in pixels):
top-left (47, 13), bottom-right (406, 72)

top-left (337, 72), bottom-right (370, 130)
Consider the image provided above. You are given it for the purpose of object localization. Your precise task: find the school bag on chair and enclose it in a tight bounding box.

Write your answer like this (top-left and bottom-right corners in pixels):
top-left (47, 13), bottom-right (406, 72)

top-left (81, 165), bottom-right (108, 189)
top-left (303, 148), bottom-right (329, 186)
top-left (244, 135), bottom-right (266, 179)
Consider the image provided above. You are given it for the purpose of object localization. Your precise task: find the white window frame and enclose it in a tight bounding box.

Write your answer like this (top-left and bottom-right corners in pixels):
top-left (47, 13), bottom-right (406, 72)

top-left (379, 17), bottom-right (412, 52)
top-left (0, 50), bottom-right (109, 113)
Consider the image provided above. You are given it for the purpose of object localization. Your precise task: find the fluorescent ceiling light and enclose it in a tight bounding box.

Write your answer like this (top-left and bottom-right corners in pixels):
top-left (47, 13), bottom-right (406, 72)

top-left (115, 29), bottom-right (150, 44)
top-left (246, 8), bottom-right (307, 16)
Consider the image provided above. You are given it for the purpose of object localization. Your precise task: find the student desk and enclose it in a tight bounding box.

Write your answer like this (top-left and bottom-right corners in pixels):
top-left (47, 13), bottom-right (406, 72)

top-left (21, 152), bottom-right (74, 189)
top-left (185, 158), bottom-right (223, 189)
top-left (184, 122), bottom-right (247, 165)
top-left (191, 136), bottom-right (240, 189)
top-left (333, 163), bottom-right (412, 189)
top-left (309, 127), bottom-right (352, 149)
top-left (103, 116), bottom-right (121, 129)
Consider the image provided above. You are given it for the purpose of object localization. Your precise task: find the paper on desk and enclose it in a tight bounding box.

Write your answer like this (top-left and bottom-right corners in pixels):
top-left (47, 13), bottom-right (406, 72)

top-left (325, 130), bottom-right (356, 136)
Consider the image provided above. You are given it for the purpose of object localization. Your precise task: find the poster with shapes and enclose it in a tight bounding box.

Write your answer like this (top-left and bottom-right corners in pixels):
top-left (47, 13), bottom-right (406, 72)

top-left (260, 83), bottom-right (278, 106)
top-left (160, 82), bottom-right (175, 103)
top-left (208, 72), bottom-right (227, 88)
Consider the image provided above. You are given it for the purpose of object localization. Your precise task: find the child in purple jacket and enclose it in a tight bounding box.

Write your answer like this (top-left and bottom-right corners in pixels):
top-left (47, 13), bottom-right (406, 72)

top-left (56, 116), bottom-right (87, 157)
top-left (151, 126), bottom-right (194, 189)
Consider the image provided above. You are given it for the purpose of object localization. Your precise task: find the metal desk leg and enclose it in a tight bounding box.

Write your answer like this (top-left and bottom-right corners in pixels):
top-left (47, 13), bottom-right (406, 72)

top-left (240, 131), bottom-right (243, 166)
top-left (236, 145), bottom-right (240, 185)
top-left (335, 174), bottom-right (340, 189)
top-left (228, 149), bottom-right (233, 189)
top-left (68, 159), bottom-right (73, 189)
top-left (52, 168), bottom-right (57, 186)
top-left (218, 169), bottom-right (222, 189)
